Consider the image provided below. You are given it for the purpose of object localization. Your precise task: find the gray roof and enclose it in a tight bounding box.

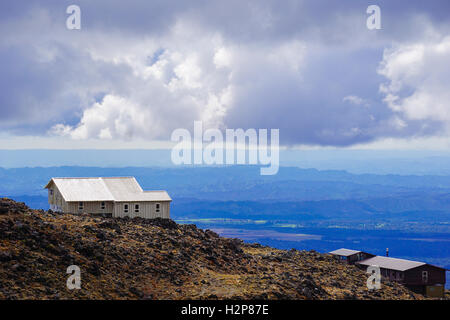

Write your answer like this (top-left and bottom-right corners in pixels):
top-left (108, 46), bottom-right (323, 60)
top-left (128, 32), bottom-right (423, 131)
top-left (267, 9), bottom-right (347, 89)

top-left (45, 177), bottom-right (171, 202)
top-left (356, 256), bottom-right (426, 271)
top-left (329, 248), bottom-right (363, 256)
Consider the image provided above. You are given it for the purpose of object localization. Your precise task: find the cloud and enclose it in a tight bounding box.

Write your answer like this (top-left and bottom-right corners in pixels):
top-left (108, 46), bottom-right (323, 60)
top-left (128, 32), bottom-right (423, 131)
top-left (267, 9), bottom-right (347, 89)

top-left (50, 33), bottom-right (307, 141)
top-left (343, 95), bottom-right (369, 107)
top-left (1, 1), bottom-right (450, 147)
top-left (378, 36), bottom-right (450, 135)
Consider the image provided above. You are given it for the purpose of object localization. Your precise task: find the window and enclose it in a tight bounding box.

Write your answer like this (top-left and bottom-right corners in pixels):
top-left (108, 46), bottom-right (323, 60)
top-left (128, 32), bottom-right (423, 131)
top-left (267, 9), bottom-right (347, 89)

top-left (49, 189), bottom-right (54, 196)
top-left (156, 203), bottom-right (161, 213)
top-left (101, 202), bottom-right (106, 210)
top-left (134, 204), bottom-right (140, 213)
top-left (124, 204), bottom-right (129, 214)
top-left (78, 202), bottom-right (84, 211)
top-left (422, 271), bottom-right (428, 283)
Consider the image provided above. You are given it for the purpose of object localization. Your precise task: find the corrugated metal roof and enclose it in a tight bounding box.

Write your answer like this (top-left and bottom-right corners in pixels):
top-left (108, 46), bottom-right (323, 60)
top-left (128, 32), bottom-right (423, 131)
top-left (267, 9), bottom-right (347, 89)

top-left (45, 177), bottom-right (171, 202)
top-left (45, 177), bottom-right (114, 202)
top-left (101, 177), bottom-right (143, 200)
top-left (356, 256), bottom-right (426, 271)
top-left (114, 191), bottom-right (172, 202)
top-left (329, 248), bottom-right (362, 256)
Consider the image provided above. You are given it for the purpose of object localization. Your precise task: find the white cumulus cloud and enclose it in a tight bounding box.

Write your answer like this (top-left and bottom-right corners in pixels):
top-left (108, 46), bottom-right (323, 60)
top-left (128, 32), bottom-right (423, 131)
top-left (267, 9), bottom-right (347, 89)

top-left (378, 36), bottom-right (450, 132)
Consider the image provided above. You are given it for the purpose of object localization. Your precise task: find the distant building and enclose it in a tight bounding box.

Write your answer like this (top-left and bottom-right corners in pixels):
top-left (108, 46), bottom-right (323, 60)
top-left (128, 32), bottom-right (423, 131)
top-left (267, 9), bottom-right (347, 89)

top-left (356, 256), bottom-right (446, 297)
top-left (330, 248), bottom-right (447, 298)
top-left (44, 177), bottom-right (171, 219)
top-left (329, 248), bottom-right (375, 265)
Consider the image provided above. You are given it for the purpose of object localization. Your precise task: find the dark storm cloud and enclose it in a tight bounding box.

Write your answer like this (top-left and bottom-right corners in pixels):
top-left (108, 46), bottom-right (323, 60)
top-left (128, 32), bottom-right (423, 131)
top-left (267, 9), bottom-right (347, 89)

top-left (1, 0), bottom-right (450, 145)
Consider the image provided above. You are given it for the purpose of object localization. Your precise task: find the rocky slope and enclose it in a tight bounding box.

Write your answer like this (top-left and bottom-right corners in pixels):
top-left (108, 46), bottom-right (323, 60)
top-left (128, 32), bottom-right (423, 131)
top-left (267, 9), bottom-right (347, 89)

top-left (0, 198), bottom-right (427, 300)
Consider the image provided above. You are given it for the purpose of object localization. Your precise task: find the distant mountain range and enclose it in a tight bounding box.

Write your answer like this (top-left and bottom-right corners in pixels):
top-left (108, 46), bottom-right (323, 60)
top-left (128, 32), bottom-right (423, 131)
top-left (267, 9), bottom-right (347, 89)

top-left (2, 166), bottom-right (450, 221)
top-left (0, 165), bottom-right (449, 231)
top-left (3, 149), bottom-right (450, 175)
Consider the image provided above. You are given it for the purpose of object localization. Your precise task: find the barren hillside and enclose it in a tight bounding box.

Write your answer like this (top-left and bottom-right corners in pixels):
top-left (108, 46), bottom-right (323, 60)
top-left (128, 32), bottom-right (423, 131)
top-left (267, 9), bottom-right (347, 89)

top-left (0, 198), bottom-right (426, 300)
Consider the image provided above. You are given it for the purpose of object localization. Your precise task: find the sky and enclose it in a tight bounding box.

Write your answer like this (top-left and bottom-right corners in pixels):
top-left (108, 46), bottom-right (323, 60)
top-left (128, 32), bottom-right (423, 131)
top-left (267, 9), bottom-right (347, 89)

top-left (1, 0), bottom-right (450, 150)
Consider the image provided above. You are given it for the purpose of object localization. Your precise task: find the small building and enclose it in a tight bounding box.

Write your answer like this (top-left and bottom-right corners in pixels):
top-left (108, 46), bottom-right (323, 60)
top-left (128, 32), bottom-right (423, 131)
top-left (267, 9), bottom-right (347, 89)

top-left (44, 177), bottom-right (171, 219)
top-left (356, 256), bottom-right (447, 297)
top-left (329, 248), bottom-right (375, 265)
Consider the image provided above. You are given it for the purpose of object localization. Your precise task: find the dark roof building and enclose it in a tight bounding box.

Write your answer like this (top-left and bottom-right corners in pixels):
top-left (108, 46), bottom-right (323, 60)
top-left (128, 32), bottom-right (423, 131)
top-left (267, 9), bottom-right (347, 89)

top-left (356, 256), bottom-right (425, 271)
top-left (356, 256), bottom-right (446, 297)
top-left (329, 248), bottom-right (375, 265)
top-left (329, 247), bottom-right (447, 297)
